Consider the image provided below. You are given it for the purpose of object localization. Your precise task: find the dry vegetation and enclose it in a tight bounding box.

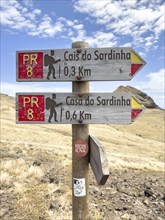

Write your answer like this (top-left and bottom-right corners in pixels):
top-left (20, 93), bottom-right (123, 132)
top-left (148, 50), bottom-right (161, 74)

top-left (0, 94), bottom-right (164, 219)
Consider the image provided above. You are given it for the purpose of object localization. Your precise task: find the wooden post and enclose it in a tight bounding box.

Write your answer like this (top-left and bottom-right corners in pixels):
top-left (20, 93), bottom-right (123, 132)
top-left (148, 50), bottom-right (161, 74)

top-left (72, 41), bottom-right (90, 220)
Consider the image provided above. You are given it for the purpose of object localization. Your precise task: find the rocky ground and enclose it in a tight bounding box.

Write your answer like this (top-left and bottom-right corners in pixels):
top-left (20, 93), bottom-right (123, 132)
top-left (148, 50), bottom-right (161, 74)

top-left (89, 169), bottom-right (165, 220)
top-left (1, 157), bottom-right (164, 220)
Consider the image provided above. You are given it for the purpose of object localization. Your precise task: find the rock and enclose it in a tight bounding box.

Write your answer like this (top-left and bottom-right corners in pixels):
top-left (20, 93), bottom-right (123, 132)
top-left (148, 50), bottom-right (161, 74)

top-left (0, 208), bottom-right (8, 218)
top-left (138, 191), bottom-right (144, 197)
top-left (49, 201), bottom-right (60, 210)
top-left (49, 177), bottom-right (59, 184)
top-left (123, 206), bottom-right (128, 210)
top-left (143, 199), bottom-right (149, 206)
top-left (117, 185), bottom-right (123, 193)
top-left (42, 168), bottom-right (60, 184)
top-left (120, 197), bottom-right (127, 202)
top-left (121, 213), bottom-right (130, 219)
top-left (114, 86), bottom-right (159, 109)
top-left (41, 177), bottom-right (50, 183)
top-left (54, 188), bottom-right (66, 195)
top-left (115, 202), bottom-right (124, 211)
top-left (144, 189), bottom-right (153, 197)
top-left (162, 195), bottom-right (165, 201)
top-left (33, 160), bottom-right (41, 166)
top-left (91, 186), bottom-right (99, 195)
top-left (144, 182), bottom-right (151, 189)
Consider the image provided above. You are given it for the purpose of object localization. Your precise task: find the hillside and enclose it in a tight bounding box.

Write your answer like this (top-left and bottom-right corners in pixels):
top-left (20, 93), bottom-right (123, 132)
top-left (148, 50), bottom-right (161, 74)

top-left (114, 85), bottom-right (159, 109)
top-left (0, 92), bottom-right (164, 220)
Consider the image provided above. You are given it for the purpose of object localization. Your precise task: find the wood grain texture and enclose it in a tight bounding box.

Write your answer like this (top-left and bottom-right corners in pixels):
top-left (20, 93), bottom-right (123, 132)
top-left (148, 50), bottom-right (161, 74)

top-left (72, 41), bottom-right (90, 220)
top-left (16, 92), bottom-right (133, 124)
top-left (16, 48), bottom-right (133, 81)
top-left (89, 133), bottom-right (109, 185)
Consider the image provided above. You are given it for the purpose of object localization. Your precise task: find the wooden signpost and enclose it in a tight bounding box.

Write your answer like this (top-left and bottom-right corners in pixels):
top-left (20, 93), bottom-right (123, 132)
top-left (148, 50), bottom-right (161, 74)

top-left (71, 41), bottom-right (90, 220)
top-left (16, 48), bottom-right (145, 82)
top-left (16, 41), bottom-right (146, 220)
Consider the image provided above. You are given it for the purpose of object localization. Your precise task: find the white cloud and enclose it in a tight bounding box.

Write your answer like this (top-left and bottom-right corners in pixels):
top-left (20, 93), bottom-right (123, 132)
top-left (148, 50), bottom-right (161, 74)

top-left (33, 9), bottom-right (41, 15)
top-left (66, 20), bottom-right (74, 27)
top-left (28, 15), bottom-right (64, 38)
top-left (154, 5), bottom-right (165, 37)
top-left (85, 31), bottom-right (117, 48)
top-left (74, 24), bottom-right (84, 30)
top-left (1, 82), bottom-right (71, 97)
top-left (1, 0), bottom-right (164, 51)
top-left (73, 0), bottom-right (164, 50)
top-left (0, 0), bottom-right (85, 39)
top-left (120, 43), bottom-right (132, 47)
top-left (74, 0), bottom-right (109, 15)
top-left (136, 68), bottom-right (165, 93)
top-left (22, 0), bottom-right (33, 8)
top-left (138, 51), bottom-right (146, 58)
top-left (151, 94), bottom-right (165, 109)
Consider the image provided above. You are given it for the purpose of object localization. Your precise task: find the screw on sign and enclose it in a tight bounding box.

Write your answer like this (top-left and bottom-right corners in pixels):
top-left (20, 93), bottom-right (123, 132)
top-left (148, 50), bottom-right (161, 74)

top-left (74, 140), bottom-right (89, 157)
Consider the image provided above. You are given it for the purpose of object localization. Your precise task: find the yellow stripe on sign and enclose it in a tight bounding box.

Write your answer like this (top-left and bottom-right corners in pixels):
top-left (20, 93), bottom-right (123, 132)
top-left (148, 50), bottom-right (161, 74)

top-left (131, 97), bottom-right (142, 109)
top-left (131, 50), bottom-right (144, 63)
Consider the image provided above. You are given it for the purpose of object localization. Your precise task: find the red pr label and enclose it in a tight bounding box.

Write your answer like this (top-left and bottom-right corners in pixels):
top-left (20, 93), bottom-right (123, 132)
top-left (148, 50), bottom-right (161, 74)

top-left (18, 95), bottom-right (45, 122)
top-left (74, 140), bottom-right (89, 157)
top-left (18, 52), bottom-right (43, 79)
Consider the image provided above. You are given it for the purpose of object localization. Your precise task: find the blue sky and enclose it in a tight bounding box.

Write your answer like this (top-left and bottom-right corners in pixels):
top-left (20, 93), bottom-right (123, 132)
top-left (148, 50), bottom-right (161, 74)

top-left (0, 0), bottom-right (164, 108)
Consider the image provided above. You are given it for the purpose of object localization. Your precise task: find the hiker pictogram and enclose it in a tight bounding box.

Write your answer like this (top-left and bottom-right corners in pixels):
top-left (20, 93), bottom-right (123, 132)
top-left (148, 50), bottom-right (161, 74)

top-left (46, 94), bottom-right (62, 123)
top-left (44, 50), bottom-right (61, 80)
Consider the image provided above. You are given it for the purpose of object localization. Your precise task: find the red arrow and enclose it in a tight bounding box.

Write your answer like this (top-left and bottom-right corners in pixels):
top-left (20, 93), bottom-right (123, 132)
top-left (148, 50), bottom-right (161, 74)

top-left (131, 64), bottom-right (143, 76)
